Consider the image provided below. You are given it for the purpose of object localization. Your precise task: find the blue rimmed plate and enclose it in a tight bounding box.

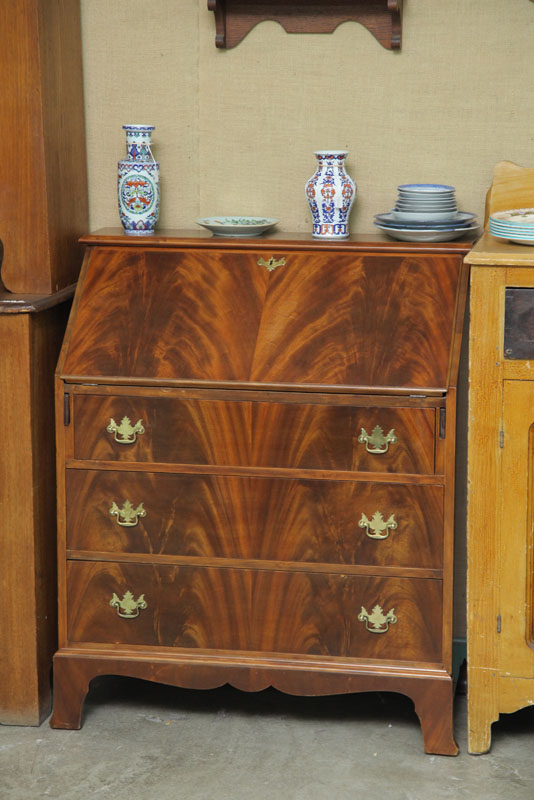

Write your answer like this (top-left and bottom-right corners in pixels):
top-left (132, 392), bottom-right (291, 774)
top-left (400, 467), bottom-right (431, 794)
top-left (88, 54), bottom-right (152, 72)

top-left (374, 222), bottom-right (479, 242)
top-left (375, 211), bottom-right (476, 229)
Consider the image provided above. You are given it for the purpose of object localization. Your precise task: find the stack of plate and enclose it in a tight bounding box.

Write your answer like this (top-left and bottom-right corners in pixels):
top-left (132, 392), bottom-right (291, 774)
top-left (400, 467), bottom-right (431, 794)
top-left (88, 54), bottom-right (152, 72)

top-left (374, 184), bottom-right (479, 242)
top-left (489, 209), bottom-right (534, 245)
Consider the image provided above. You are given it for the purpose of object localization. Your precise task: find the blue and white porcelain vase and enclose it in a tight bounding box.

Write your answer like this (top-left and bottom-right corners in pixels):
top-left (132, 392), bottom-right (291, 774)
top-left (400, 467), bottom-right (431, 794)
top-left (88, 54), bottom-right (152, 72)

top-left (117, 124), bottom-right (159, 235)
top-left (305, 150), bottom-right (356, 239)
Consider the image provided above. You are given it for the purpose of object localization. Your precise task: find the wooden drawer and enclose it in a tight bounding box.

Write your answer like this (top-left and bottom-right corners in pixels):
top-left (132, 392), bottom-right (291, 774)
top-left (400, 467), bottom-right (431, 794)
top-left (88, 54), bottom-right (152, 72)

top-left (66, 470), bottom-right (444, 569)
top-left (66, 561), bottom-right (443, 664)
top-left (72, 394), bottom-right (436, 474)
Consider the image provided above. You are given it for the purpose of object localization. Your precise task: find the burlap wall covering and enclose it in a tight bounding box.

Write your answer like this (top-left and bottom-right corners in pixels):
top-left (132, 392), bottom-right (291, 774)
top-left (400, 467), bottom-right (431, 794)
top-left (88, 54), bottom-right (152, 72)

top-left (81, 0), bottom-right (534, 234)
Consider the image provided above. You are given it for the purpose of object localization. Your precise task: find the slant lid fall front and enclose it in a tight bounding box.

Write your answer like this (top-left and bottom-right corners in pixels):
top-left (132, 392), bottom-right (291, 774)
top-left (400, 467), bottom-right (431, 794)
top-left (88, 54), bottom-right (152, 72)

top-left (60, 245), bottom-right (463, 393)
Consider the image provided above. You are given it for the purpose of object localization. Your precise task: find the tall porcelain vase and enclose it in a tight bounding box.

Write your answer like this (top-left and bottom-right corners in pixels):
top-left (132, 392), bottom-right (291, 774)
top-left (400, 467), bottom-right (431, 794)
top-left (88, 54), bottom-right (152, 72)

top-left (305, 150), bottom-right (356, 239)
top-left (118, 124), bottom-right (160, 235)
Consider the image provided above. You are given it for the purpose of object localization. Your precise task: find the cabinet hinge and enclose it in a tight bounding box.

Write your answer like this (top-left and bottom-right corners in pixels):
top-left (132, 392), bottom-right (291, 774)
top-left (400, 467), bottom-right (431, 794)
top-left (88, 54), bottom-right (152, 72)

top-left (497, 614), bottom-right (501, 633)
top-left (64, 393), bottom-right (71, 426)
top-left (439, 407), bottom-right (446, 439)
top-left (499, 430), bottom-right (504, 448)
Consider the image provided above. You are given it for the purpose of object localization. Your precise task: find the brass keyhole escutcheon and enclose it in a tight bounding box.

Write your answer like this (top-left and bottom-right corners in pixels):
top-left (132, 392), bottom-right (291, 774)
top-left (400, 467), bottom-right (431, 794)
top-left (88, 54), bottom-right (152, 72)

top-left (257, 256), bottom-right (286, 272)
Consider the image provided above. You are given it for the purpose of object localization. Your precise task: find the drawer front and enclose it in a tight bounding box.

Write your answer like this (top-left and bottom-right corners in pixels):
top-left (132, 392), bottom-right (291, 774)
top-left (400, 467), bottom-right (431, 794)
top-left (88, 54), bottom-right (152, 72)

top-left (67, 470), bottom-right (444, 569)
top-left (66, 561), bottom-right (443, 664)
top-left (72, 394), bottom-right (436, 474)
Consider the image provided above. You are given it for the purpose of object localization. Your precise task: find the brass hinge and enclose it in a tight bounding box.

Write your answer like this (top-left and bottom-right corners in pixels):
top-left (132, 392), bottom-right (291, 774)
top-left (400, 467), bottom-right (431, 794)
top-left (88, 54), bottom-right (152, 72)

top-left (64, 393), bottom-right (71, 426)
top-left (439, 407), bottom-right (446, 439)
top-left (499, 430), bottom-right (504, 448)
top-left (497, 614), bottom-right (501, 633)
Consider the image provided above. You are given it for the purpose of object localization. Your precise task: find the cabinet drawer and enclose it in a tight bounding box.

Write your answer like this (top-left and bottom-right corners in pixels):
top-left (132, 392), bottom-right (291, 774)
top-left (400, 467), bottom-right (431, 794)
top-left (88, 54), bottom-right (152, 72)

top-left (72, 394), bottom-right (436, 474)
top-left (66, 561), bottom-right (443, 664)
top-left (66, 470), bottom-right (444, 569)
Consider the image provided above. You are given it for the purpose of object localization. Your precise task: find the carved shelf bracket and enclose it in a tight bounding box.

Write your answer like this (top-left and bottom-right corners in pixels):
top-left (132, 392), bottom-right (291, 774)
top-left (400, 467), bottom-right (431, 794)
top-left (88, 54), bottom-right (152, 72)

top-left (207, 0), bottom-right (402, 50)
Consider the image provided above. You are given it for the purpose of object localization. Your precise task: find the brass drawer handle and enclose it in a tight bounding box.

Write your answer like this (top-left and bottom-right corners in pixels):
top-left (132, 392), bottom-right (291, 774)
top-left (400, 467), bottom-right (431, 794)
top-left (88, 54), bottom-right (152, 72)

top-left (359, 511), bottom-right (397, 540)
top-left (109, 500), bottom-right (147, 527)
top-left (107, 415), bottom-right (145, 444)
top-left (358, 604), bottom-right (397, 634)
top-left (257, 256), bottom-right (286, 272)
top-left (358, 425), bottom-right (397, 454)
top-left (110, 590), bottom-right (147, 619)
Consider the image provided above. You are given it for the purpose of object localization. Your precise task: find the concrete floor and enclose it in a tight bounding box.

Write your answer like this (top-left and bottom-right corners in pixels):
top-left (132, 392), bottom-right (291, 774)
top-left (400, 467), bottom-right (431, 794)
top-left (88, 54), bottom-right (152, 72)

top-left (1, 678), bottom-right (533, 800)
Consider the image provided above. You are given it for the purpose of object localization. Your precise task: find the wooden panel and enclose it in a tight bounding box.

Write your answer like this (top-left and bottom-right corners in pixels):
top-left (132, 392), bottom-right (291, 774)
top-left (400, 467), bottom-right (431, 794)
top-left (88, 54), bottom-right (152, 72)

top-left (66, 561), bottom-right (443, 663)
top-left (466, 266), bottom-right (505, 753)
top-left (61, 247), bottom-right (462, 391)
top-left (66, 470), bottom-right (444, 569)
top-left (0, 303), bottom-right (69, 724)
top-left (499, 380), bottom-right (534, 678)
top-left (72, 394), bottom-right (436, 474)
top-left (0, 0), bottom-right (87, 293)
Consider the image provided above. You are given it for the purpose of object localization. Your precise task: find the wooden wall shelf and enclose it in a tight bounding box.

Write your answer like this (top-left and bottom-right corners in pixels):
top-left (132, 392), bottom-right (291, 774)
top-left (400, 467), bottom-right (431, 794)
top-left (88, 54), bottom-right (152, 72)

top-left (207, 0), bottom-right (402, 50)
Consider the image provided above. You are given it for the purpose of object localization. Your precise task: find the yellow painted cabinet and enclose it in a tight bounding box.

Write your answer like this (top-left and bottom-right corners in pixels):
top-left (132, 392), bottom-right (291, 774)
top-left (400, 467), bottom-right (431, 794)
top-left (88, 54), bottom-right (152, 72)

top-left (466, 236), bottom-right (534, 754)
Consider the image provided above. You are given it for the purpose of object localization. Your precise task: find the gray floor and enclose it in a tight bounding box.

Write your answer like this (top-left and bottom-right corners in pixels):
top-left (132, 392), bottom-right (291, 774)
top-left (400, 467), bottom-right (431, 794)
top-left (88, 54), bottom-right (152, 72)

top-left (1, 677), bottom-right (532, 800)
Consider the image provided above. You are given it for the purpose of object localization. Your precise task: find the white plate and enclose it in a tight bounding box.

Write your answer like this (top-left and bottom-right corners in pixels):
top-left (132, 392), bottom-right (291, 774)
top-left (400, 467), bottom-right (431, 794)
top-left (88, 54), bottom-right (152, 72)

top-left (196, 216), bottom-right (278, 236)
top-left (489, 221), bottom-right (534, 233)
top-left (396, 199), bottom-right (457, 207)
top-left (377, 211), bottom-right (476, 227)
top-left (490, 230), bottom-right (534, 246)
top-left (490, 208), bottom-right (534, 225)
top-left (397, 183), bottom-right (455, 194)
top-left (374, 222), bottom-right (479, 242)
top-left (393, 209), bottom-right (463, 223)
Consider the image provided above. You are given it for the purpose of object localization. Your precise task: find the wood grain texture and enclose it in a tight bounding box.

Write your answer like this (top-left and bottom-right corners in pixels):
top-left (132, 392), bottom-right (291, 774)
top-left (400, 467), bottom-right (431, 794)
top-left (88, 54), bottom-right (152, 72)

top-left (0, 0), bottom-right (87, 293)
top-left (80, 229), bottom-right (474, 255)
top-left (65, 561), bottom-right (443, 664)
top-left (50, 651), bottom-right (457, 755)
top-left (0, 302), bottom-right (69, 724)
top-left (65, 469), bottom-right (444, 569)
top-left (466, 266), bottom-right (504, 753)
top-left (466, 231), bottom-right (534, 267)
top-left (71, 393), bottom-right (436, 475)
top-left (499, 380), bottom-right (534, 678)
top-left (207, 0), bottom-right (402, 50)
top-left (53, 236), bottom-right (467, 754)
top-left (61, 247), bottom-right (461, 392)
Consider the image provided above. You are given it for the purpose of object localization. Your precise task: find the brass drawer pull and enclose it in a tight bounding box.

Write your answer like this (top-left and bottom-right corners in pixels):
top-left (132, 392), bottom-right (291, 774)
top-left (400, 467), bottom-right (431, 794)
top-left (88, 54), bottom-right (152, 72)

top-left (257, 256), bottom-right (286, 272)
top-left (109, 500), bottom-right (147, 527)
top-left (107, 415), bottom-right (145, 444)
top-left (358, 425), bottom-right (397, 454)
top-left (359, 511), bottom-right (397, 540)
top-left (110, 590), bottom-right (147, 619)
top-left (358, 604), bottom-right (397, 634)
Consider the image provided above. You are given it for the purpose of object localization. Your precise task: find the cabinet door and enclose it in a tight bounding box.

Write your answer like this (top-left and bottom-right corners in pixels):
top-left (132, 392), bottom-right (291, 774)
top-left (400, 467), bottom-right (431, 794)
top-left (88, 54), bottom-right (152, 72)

top-left (500, 380), bottom-right (534, 677)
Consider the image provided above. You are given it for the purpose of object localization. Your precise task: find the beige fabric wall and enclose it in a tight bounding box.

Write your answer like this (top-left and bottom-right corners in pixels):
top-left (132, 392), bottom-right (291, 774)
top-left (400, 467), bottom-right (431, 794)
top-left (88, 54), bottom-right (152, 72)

top-left (79, 0), bottom-right (534, 638)
top-left (81, 0), bottom-right (534, 233)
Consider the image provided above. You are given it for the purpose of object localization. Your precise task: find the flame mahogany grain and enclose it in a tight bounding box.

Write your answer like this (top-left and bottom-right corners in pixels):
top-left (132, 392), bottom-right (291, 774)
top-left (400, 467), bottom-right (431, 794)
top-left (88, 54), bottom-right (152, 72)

top-left (62, 248), bottom-right (460, 392)
top-left (66, 469), bottom-right (444, 569)
top-left (52, 233), bottom-right (470, 756)
top-left (71, 393), bottom-right (436, 475)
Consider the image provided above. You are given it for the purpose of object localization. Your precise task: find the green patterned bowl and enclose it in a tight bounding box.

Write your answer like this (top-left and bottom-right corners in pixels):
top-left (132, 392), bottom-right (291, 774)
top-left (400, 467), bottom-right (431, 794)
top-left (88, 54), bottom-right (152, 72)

top-left (196, 216), bottom-right (278, 237)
